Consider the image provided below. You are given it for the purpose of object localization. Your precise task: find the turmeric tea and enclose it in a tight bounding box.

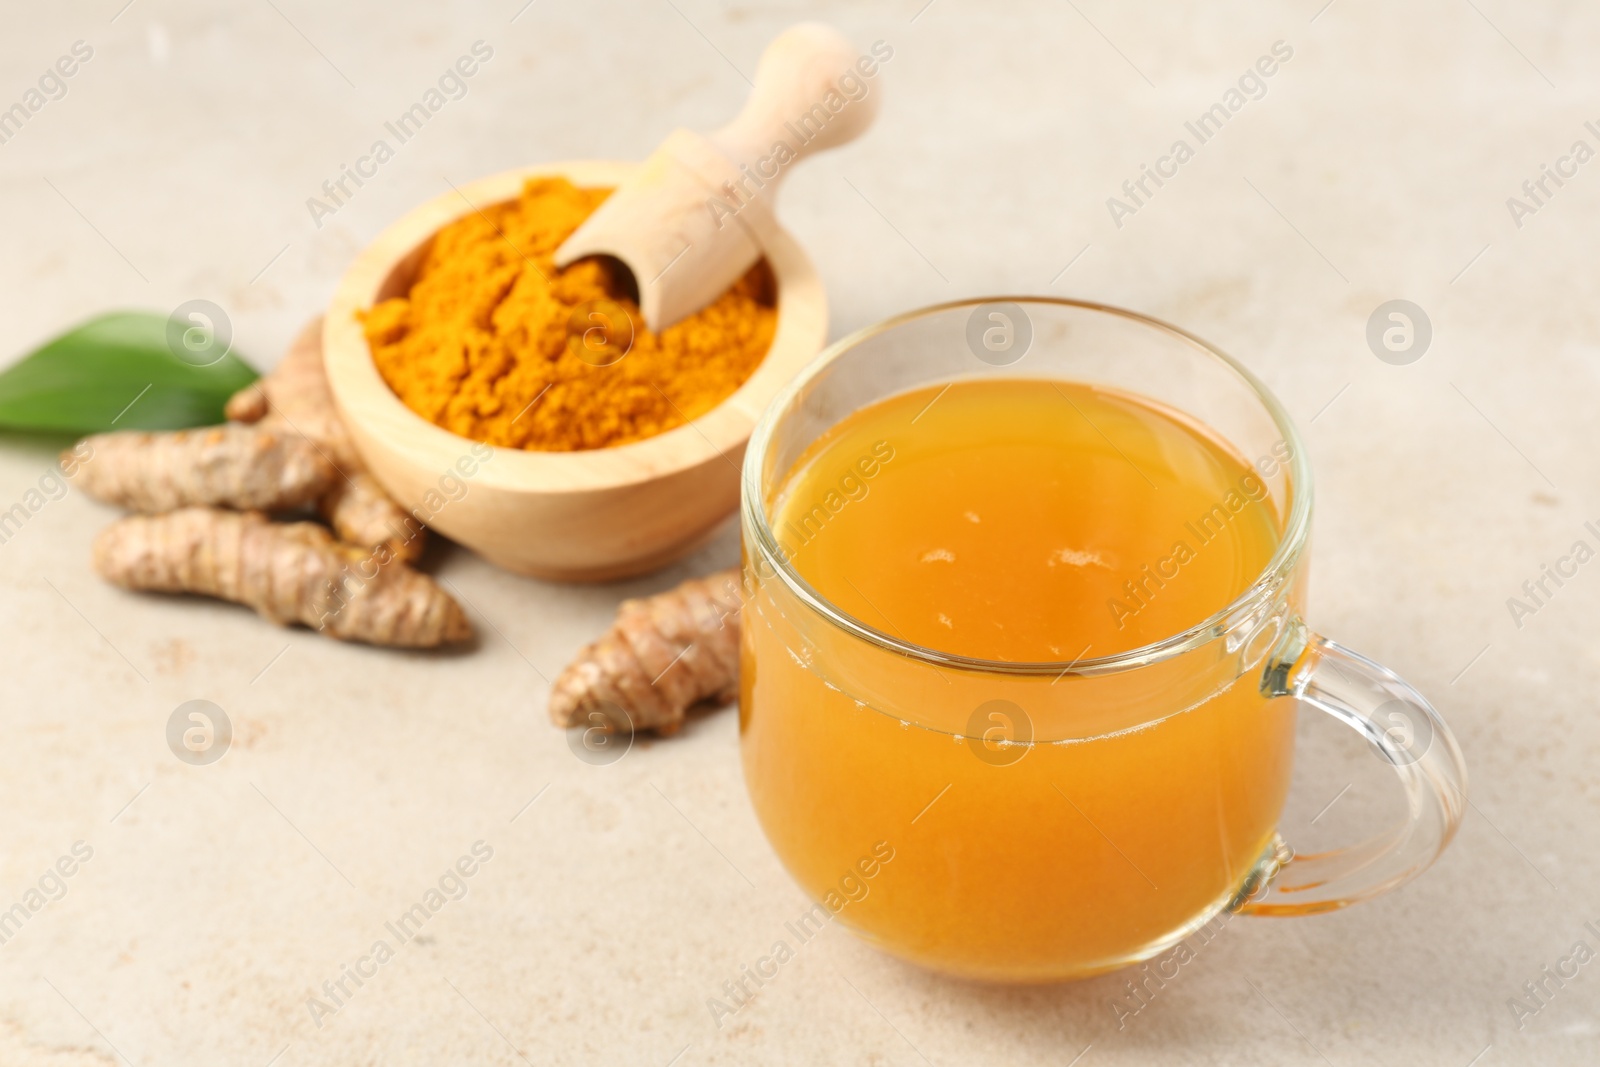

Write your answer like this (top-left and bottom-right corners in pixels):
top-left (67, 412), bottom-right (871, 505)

top-left (360, 178), bottom-right (778, 452)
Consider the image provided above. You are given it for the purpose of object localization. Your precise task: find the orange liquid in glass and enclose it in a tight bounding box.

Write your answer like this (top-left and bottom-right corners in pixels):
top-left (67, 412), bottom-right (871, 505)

top-left (741, 378), bottom-right (1298, 980)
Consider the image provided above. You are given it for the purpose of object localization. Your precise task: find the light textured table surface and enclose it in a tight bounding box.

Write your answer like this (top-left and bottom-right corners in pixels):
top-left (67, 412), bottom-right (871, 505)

top-left (1, 1), bottom-right (1596, 1064)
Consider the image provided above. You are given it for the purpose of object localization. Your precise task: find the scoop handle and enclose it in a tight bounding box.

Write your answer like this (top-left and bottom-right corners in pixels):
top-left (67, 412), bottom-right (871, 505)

top-left (707, 24), bottom-right (883, 192)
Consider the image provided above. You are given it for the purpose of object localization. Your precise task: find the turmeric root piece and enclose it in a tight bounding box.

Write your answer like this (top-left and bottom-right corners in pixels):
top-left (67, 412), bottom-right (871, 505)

top-left (68, 425), bottom-right (335, 513)
top-left (225, 320), bottom-right (349, 453)
top-left (550, 567), bottom-right (743, 734)
top-left (221, 384), bottom-right (269, 424)
top-left (321, 470), bottom-right (418, 560)
top-left (93, 507), bottom-right (470, 648)
top-left (228, 319), bottom-right (425, 563)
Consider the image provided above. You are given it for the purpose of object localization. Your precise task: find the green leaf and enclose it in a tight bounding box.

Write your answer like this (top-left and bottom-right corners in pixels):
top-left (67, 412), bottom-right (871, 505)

top-left (0, 310), bottom-right (260, 434)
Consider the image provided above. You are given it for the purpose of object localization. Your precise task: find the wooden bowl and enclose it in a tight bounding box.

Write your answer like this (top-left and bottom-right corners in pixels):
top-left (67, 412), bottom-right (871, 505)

top-left (322, 160), bottom-right (827, 581)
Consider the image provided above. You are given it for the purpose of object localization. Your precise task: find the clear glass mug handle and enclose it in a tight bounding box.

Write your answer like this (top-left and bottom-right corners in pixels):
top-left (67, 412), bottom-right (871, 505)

top-left (1240, 622), bottom-right (1469, 916)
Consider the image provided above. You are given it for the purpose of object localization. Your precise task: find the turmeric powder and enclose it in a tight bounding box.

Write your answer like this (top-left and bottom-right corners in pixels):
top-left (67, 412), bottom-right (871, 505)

top-left (361, 178), bottom-right (777, 452)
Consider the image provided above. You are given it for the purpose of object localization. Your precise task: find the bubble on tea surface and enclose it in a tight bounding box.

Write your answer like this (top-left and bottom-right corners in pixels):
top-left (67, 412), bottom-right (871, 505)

top-left (166, 699), bottom-right (232, 766)
top-left (964, 302), bottom-right (1033, 367)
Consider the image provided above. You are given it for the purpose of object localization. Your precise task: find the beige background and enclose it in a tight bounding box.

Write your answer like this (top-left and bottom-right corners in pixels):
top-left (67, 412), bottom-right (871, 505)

top-left (1, 0), bottom-right (1596, 1063)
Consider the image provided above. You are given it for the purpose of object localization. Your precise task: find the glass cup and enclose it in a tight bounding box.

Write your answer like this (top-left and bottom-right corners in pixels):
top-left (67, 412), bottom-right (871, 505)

top-left (738, 297), bottom-right (1466, 983)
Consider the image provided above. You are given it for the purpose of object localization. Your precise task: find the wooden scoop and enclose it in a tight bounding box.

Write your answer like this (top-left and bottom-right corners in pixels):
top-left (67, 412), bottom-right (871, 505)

top-left (555, 23), bottom-right (881, 332)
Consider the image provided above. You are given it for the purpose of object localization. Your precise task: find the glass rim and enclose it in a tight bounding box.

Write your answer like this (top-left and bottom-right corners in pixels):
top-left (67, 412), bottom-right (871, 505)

top-left (739, 296), bottom-right (1314, 678)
